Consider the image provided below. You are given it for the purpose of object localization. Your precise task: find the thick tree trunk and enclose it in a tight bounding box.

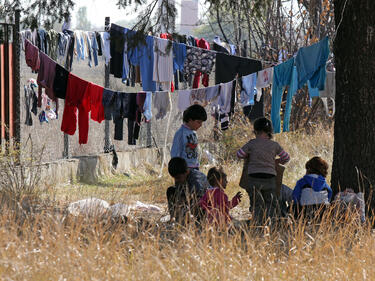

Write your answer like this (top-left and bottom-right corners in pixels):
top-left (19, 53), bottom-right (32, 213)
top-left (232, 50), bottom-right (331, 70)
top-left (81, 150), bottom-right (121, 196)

top-left (332, 0), bottom-right (375, 213)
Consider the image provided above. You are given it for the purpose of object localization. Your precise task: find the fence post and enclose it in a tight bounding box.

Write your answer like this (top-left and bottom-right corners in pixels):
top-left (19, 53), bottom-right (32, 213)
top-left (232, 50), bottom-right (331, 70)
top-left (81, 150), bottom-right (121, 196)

top-left (104, 17), bottom-right (112, 153)
top-left (13, 9), bottom-right (21, 148)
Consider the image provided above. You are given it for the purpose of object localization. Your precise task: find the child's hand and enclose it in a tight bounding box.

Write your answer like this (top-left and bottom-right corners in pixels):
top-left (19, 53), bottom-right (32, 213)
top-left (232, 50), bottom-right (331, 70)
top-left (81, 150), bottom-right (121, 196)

top-left (235, 191), bottom-right (243, 199)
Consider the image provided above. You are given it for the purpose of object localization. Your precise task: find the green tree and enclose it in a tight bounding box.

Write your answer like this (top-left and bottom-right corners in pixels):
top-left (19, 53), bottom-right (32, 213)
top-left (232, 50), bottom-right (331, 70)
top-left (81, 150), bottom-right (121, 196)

top-left (75, 6), bottom-right (91, 30)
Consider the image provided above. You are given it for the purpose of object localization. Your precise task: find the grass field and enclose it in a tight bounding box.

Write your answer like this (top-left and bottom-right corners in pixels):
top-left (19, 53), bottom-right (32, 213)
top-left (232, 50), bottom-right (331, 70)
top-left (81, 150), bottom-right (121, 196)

top-left (1, 123), bottom-right (373, 280)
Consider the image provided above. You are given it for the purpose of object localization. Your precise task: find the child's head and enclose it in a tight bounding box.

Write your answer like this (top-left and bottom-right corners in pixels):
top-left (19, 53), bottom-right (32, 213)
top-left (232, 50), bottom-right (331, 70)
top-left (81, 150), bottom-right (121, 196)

top-left (253, 117), bottom-right (273, 138)
top-left (168, 157), bottom-right (189, 184)
top-left (183, 104), bottom-right (207, 131)
top-left (305, 156), bottom-right (329, 178)
top-left (207, 167), bottom-right (228, 189)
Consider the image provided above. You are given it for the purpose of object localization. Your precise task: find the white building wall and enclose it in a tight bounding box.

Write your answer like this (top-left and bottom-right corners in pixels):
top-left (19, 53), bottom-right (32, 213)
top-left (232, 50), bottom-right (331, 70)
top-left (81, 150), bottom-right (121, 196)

top-left (180, 0), bottom-right (198, 35)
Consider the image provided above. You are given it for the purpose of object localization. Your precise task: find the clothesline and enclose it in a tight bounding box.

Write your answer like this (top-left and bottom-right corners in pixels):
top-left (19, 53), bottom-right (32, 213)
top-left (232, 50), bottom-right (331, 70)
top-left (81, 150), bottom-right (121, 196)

top-left (24, 30), bottom-right (334, 142)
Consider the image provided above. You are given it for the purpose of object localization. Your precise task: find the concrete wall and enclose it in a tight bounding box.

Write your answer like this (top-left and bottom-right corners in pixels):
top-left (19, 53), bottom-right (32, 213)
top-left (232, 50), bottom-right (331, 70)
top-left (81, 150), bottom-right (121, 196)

top-left (39, 147), bottom-right (167, 185)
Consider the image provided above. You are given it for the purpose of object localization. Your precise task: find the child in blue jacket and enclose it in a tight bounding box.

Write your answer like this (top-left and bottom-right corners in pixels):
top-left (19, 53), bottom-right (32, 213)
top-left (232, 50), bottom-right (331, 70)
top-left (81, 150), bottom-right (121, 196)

top-left (293, 156), bottom-right (332, 204)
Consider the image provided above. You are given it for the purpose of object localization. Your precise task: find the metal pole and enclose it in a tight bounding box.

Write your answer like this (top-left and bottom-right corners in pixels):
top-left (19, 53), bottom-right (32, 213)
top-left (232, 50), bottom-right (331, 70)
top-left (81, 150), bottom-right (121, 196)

top-left (104, 17), bottom-right (111, 153)
top-left (13, 9), bottom-right (21, 148)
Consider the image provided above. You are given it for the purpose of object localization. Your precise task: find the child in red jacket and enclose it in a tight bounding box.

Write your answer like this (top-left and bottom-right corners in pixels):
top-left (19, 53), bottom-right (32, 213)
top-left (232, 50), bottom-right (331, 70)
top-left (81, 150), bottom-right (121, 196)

top-left (200, 167), bottom-right (242, 227)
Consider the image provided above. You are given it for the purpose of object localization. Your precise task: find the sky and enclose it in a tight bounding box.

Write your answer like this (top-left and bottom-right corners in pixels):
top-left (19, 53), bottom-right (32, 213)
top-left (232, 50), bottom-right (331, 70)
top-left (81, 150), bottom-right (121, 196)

top-left (71, 0), bottom-right (139, 28)
top-left (70, 0), bottom-right (208, 29)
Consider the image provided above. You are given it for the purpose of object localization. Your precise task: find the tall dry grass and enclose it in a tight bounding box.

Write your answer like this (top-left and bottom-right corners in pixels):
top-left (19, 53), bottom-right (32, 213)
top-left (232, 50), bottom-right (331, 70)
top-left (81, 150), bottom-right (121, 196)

top-left (1, 121), bottom-right (373, 280)
top-left (0, 205), bottom-right (373, 280)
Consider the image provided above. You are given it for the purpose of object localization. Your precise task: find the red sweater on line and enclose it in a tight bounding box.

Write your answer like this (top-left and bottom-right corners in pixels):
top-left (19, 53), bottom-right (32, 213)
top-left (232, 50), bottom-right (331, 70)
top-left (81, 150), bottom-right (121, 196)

top-left (61, 73), bottom-right (105, 144)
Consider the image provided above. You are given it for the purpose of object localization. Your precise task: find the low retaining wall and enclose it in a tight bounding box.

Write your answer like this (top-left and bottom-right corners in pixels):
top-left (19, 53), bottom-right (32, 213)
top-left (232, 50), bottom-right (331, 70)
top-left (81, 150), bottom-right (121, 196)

top-left (39, 147), bottom-right (166, 186)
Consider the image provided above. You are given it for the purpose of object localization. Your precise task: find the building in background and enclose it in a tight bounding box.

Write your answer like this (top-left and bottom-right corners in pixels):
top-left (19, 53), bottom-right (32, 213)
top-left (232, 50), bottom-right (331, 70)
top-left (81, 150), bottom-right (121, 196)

top-left (180, 0), bottom-right (198, 35)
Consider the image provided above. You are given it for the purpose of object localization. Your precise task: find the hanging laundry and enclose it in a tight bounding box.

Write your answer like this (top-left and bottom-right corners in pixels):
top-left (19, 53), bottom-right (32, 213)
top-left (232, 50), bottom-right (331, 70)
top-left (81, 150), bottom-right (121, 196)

top-left (229, 44), bottom-right (237, 55)
top-left (319, 71), bottom-right (335, 99)
top-left (206, 84), bottom-right (220, 102)
top-left (153, 38), bottom-right (174, 88)
top-left (95, 32), bottom-right (102, 56)
top-left (100, 31), bottom-right (111, 65)
top-left (57, 32), bottom-right (69, 61)
top-left (240, 73), bottom-right (257, 107)
top-left (47, 30), bottom-right (59, 61)
top-left (271, 58), bottom-right (298, 133)
top-left (63, 30), bottom-right (75, 71)
top-left (38, 29), bottom-right (48, 54)
top-left (110, 24), bottom-right (126, 78)
top-left (153, 91), bottom-right (170, 120)
top-left (122, 29), bottom-right (130, 83)
top-left (113, 92), bottom-right (137, 144)
top-left (74, 30), bottom-right (86, 61)
top-left (213, 36), bottom-right (227, 53)
top-left (183, 46), bottom-right (215, 79)
top-left (178, 89), bottom-right (191, 112)
top-left (215, 52), bottom-right (262, 115)
top-left (143, 92), bottom-right (153, 122)
top-left (102, 89), bottom-right (117, 120)
top-left (256, 67), bottom-right (274, 100)
top-left (173, 42), bottom-right (187, 90)
top-left (37, 51), bottom-right (58, 110)
top-left (81, 83), bottom-right (105, 123)
top-left (283, 66), bottom-right (298, 132)
top-left (295, 36), bottom-right (329, 90)
top-left (192, 38), bottom-right (211, 88)
top-left (53, 64), bottom-right (69, 99)
top-left (24, 85), bottom-right (35, 126)
top-left (90, 32), bottom-right (99, 66)
top-left (173, 42), bottom-right (187, 74)
top-left (83, 32), bottom-right (93, 67)
top-left (24, 39), bottom-right (40, 71)
top-left (190, 88), bottom-right (208, 107)
top-left (128, 34), bottom-right (156, 92)
top-left (307, 80), bottom-right (320, 98)
top-left (61, 73), bottom-right (89, 144)
top-left (130, 92), bottom-right (147, 144)
top-left (243, 93), bottom-right (265, 122)
top-left (216, 81), bottom-right (234, 114)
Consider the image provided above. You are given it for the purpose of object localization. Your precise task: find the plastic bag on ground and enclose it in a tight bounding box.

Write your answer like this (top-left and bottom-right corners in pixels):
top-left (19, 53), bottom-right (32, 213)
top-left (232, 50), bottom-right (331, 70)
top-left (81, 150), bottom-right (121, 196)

top-left (67, 198), bottom-right (110, 217)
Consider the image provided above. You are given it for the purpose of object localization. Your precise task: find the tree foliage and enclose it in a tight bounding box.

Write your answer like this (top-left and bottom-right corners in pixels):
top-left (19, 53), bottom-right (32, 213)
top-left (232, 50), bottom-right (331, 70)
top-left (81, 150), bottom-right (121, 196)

top-left (75, 6), bottom-right (91, 31)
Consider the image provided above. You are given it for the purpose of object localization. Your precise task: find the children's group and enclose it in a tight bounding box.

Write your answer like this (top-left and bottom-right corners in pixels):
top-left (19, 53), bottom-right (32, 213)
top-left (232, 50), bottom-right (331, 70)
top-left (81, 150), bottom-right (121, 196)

top-left (167, 104), bottom-right (365, 227)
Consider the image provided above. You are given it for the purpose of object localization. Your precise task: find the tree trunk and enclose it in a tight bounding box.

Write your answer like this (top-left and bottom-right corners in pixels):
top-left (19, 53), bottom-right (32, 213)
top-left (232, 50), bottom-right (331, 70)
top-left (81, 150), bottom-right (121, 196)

top-left (332, 0), bottom-right (375, 213)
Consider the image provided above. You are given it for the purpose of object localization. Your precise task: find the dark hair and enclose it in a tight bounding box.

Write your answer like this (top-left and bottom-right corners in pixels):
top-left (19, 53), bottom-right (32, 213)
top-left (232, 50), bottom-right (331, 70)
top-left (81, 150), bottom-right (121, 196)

top-left (305, 156), bottom-right (329, 178)
top-left (207, 167), bottom-right (226, 187)
top-left (168, 157), bottom-right (188, 177)
top-left (253, 117), bottom-right (273, 138)
top-left (183, 104), bottom-right (207, 123)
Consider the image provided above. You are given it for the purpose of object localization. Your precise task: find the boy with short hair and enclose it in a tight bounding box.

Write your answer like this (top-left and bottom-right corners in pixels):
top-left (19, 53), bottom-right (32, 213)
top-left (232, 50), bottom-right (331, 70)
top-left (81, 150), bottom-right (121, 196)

top-left (167, 157), bottom-right (210, 223)
top-left (171, 104), bottom-right (207, 170)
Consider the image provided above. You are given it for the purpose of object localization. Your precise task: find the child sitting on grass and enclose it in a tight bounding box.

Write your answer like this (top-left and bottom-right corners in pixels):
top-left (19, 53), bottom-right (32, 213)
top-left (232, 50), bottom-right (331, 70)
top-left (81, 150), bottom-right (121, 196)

top-left (171, 104), bottom-right (207, 170)
top-left (292, 156), bottom-right (332, 218)
top-left (199, 167), bottom-right (242, 227)
top-left (167, 157), bottom-right (210, 224)
top-left (237, 117), bottom-right (290, 224)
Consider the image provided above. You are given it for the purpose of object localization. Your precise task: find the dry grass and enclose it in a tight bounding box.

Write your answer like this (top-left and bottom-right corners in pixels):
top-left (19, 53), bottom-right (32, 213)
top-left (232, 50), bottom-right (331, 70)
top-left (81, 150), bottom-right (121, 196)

top-left (1, 123), bottom-right (374, 280)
